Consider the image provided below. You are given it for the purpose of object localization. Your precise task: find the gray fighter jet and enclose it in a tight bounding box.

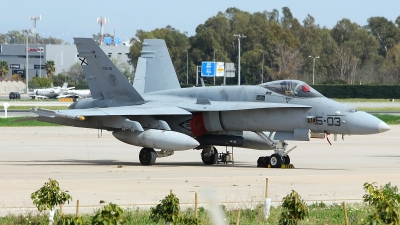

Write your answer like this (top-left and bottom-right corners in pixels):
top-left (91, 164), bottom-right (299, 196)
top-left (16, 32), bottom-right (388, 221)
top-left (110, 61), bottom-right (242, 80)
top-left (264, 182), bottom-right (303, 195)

top-left (32, 38), bottom-right (390, 167)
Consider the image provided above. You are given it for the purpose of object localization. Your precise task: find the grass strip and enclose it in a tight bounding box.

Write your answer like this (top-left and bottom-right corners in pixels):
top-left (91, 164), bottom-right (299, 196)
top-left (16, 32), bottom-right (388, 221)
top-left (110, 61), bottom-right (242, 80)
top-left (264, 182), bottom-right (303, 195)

top-left (372, 114), bottom-right (400, 124)
top-left (0, 117), bottom-right (61, 127)
top-left (0, 106), bottom-right (69, 110)
top-left (0, 203), bottom-right (373, 225)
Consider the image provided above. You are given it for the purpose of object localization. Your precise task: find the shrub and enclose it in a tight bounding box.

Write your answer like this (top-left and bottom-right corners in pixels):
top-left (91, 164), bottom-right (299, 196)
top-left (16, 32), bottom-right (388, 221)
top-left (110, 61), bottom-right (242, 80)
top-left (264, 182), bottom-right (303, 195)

top-left (91, 202), bottom-right (126, 225)
top-left (30, 178), bottom-right (72, 212)
top-left (279, 190), bottom-right (309, 225)
top-left (363, 182), bottom-right (400, 224)
top-left (150, 193), bottom-right (180, 224)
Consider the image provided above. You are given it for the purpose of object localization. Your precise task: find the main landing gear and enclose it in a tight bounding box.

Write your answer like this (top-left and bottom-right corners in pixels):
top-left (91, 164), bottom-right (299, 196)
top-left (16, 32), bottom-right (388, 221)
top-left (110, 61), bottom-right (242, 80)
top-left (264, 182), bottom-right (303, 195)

top-left (139, 148), bottom-right (157, 165)
top-left (139, 148), bottom-right (174, 165)
top-left (201, 146), bottom-right (219, 165)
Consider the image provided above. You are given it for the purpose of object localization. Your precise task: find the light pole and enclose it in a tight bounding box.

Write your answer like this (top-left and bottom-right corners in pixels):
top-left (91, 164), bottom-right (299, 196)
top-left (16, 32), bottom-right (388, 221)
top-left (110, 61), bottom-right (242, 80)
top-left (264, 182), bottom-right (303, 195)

top-left (25, 30), bottom-right (30, 94)
top-left (233, 34), bottom-right (246, 86)
top-left (39, 45), bottom-right (42, 77)
top-left (259, 50), bottom-right (264, 84)
top-left (213, 49), bottom-right (217, 85)
top-left (184, 50), bottom-right (188, 84)
top-left (309, 55), bottom-right (319, 85)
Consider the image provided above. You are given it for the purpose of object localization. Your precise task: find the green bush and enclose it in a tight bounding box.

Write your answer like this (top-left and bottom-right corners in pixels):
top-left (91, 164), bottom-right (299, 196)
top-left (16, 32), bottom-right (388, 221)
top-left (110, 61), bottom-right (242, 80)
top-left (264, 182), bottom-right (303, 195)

top-left (91, 202), bottom-right (126, 225)
top-left (150, 193), bottom-right (181, 224)
top-left (363, 182), bottom-right (400, 224)
top-left (30, 178), bottom-right (72, 212)
top-left (55, 214), bottom-right (83, 225)
top-left (279, 190), bottom-right (309, 225)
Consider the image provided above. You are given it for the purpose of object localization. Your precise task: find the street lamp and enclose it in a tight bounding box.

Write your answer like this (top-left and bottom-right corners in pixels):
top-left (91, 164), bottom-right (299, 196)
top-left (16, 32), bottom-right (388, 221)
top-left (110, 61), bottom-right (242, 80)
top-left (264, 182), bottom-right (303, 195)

top-left (259, 50), bottom-right (264, 84)
top-left (39, 45), bottom-right (42, 77)
top-left (213, 49), bottom-right (217, 85)
top-left (184, 50), bottom-right (188, 84)
top-left (25, 29), bottom-right (32, 94)
top-left (309, 55), bottom-right (319, 85)
top-left (233, 34), bottom-right (246, 86)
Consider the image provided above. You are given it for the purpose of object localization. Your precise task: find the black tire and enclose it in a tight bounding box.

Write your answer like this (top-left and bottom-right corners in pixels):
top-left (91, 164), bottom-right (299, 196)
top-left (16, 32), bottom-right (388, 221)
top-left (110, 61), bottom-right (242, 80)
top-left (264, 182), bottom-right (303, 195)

top-left (201, 147), bottom-right (218, 165)
top-left (283, 155), bottom-right (290, 165)
top-left (139, 148), bottom-right (157, 165)
top-left (269, 154), bottom-right (282, 168)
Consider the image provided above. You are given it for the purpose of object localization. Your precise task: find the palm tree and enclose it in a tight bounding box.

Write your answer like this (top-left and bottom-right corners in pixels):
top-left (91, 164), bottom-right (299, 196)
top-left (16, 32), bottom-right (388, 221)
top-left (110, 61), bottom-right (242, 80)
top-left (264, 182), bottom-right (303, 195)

top-left (44, 60), bottom-right (55, 77)
top-left (0, 60), bottom-right (9, 79)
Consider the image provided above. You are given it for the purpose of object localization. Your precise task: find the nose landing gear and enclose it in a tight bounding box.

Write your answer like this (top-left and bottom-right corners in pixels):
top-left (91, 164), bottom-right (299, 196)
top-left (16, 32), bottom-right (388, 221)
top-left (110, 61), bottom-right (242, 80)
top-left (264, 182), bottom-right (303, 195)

top-left (254, 131), bottom-right (296, 168)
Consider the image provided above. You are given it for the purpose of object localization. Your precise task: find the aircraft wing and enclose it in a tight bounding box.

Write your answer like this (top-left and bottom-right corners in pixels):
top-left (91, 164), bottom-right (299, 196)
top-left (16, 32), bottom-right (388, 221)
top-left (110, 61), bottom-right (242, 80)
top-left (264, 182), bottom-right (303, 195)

top-left (31, 95), bottom-right (49, 99)
top-left (57, 94), bottom-right (73, 98)
top-left (33, 105), bottom-right (192, 119)
top-left (178, 100), bottom-right (311, 112)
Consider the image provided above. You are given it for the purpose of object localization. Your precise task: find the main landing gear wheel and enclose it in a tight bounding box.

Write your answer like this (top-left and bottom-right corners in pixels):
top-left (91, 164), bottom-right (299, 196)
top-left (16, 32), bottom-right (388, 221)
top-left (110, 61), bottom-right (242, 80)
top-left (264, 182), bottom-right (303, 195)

top-left (283, 155), bottom-right (290, 165)
top-left (269, 154), bottom-right (282, 168)
top-left (201, 146), bottom-right (218, 165)
top-left (139, 148), bottom-right (157, 165)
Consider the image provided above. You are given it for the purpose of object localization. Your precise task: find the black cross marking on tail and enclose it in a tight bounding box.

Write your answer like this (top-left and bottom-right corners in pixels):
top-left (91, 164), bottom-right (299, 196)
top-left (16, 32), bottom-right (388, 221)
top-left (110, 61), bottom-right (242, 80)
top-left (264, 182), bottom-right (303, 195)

top-left (79, 57), bottom-right (88, 65)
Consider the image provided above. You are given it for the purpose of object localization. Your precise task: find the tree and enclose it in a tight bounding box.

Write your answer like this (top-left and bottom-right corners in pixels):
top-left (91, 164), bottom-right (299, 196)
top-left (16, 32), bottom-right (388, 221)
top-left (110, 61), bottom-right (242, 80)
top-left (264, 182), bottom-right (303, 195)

top-left (366, 17), bottom-right (398, 57)
top-left (66, 62), bottom-right (84, 85)
top-left (0, 60), bottom-right (9, 79)
top-left (127, 26), bottom-right (190, 84)
top-left (45, 60), bottom-right (56, 78)
top-left (52, 73), bottom-right (72, 87)
top-left (29, 77), bottom-right (52, 89)
top-left (31, 178), bottom-right (72, 224)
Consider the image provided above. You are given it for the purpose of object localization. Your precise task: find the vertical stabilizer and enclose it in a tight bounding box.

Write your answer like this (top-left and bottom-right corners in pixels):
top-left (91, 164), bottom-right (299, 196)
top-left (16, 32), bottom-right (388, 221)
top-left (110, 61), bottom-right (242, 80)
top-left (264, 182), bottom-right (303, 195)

top-left (133, 57), bottom-right (147, 94)
top-left (133, 39), bottom-right (180, 93)
top-left (74, 37), bottom-right (144, 104)
top-left (61, 82), bottom-right (68, 89)
top-left (82, 65), bottom-right (102, 99)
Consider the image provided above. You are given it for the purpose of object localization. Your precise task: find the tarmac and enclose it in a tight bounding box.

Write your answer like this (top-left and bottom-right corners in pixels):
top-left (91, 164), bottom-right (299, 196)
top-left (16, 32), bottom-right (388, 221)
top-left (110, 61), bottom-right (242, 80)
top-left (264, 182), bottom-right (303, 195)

top-left (0, 126), bottom-right (399, 215)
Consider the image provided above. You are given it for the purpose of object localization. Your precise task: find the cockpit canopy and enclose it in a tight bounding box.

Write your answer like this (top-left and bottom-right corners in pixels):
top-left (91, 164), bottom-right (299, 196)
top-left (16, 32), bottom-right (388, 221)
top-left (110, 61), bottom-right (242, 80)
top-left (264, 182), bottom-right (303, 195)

top-left (260, 80), bottom-right (323, 98)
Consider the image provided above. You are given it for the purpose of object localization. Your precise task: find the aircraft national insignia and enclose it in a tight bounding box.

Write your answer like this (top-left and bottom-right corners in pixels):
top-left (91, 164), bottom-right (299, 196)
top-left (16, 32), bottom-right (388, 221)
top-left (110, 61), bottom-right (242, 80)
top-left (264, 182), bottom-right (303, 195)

top-left (108, 74), bottom-right (118, 87)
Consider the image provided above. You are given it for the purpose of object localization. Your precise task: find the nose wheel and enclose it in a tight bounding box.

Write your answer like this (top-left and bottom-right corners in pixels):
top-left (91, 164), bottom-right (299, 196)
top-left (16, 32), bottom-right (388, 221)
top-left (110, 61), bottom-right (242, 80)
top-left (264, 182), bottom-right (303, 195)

top-left (256, 139), bottom-right (295, 168)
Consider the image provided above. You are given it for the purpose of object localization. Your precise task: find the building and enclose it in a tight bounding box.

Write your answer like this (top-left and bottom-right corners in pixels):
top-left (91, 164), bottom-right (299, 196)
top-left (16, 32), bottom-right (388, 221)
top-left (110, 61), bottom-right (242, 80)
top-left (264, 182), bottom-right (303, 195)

top-left (0, 43), bottom-right (131, 78)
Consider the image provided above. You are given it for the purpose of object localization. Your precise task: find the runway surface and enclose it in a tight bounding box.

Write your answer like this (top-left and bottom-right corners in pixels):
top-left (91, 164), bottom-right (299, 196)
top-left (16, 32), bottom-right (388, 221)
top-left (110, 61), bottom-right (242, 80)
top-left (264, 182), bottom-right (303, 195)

top-left (0, 126), bottom-right (399, 215)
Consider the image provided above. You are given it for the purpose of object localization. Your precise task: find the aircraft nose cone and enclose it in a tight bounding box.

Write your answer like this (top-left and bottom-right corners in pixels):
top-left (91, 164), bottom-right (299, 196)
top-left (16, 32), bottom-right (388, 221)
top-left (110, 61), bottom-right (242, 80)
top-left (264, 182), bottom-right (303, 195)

top-left (378, 122), bottom-right (390, 133)
top-left (347, 111), bottom-right (389, 135)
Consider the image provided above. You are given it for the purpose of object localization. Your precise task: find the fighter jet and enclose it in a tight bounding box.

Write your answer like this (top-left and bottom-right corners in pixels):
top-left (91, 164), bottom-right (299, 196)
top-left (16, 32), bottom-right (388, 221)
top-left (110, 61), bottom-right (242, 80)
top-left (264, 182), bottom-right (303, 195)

top-left (31, 38), bottom-right (390, 167)
top-left (29, 82), bottom-right (74, 99)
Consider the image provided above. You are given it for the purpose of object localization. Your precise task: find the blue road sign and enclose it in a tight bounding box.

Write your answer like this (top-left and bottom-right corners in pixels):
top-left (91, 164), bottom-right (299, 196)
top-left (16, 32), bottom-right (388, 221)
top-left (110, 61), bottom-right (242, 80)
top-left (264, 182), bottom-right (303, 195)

top-left (114, 37), bottom-right (121, 45)
top-left (201, 61), bottom-right (216, 77)
top-left (104, 37), bottom-right (112, 45)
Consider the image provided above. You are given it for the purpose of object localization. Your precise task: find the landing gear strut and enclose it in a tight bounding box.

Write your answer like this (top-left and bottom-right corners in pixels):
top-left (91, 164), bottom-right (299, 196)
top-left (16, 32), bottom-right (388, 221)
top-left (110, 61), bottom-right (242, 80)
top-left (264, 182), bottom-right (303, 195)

top-left (201, 146), bottom-right (218, 165)
top-left (139, 148), bottom-right (157, 165)
top-left (255, 131), bottom-right (296, 168)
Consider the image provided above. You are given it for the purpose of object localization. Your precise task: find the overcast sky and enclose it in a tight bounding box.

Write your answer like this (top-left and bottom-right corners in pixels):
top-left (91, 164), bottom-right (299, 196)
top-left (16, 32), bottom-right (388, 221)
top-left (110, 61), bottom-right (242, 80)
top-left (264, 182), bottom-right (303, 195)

top-left (2, 0), bottom-right (400, 43)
